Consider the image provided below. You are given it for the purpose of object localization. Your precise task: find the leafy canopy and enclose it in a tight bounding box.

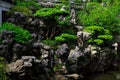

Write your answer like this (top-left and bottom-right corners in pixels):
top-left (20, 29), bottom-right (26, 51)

top-left (42, 39), bottom-right (56, 47)
top-left (79, 2), bottom-right (120, 34)
top-left (55, 33), bottom-right (77, 43)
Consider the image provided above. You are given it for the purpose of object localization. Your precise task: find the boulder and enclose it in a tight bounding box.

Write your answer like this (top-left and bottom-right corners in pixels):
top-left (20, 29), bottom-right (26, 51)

top-left (6, 56), bottom-right (48, 80)
top-left (56, 44), bottom-right (69, 62)
top-left (68, 46), bottom-right (82, 62)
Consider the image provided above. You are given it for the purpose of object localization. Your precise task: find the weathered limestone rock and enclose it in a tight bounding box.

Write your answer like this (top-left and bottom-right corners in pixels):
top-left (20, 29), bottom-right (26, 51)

top-left (77, 31), bottom-right (91, 47)
top-left (56, 44), bottom-right (69, 62)
top-left (6, 56), bottom-right (48, 80)
top-left (70, 8), bottom-right (76, 25)
top-left (68, 46), bottom-right (82, 62)
top-left (75, 25), bottom-right (83, 31)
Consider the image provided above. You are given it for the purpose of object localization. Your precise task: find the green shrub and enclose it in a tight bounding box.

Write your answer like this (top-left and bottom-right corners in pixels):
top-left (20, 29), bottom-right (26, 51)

top-left (55, 36), bottom-right (66, 42)
top-left (0, 23), bottom-right (32, 44)
top-left (62, 28), bottom-right (75, 35)
top-left (88, 39), bottom-right (104, 45)
top-left (42, 39), bottom-right (56, 47)
top-left (55, 33), bottom-right (77, 43)
top-left (84, 26), bottom-right (113, 45)
top-left (57, 20), bottom-right (71, 26)
top-left (60, 0), bottom-right (69, 5)
top-left (8, 6), bottom-right (33, 16)
top-left (80, 3), bottom-right (111, 26)
top-left (16, 1), bottom-right (40, 11)
top-left (98, 35), bottom-right (113, 40)
top-left (57, 16), bottom-right (71, 26)
top-left (61, 33), bottom-right (77, 40)
top-left (34, 8), bottom-right (69, 18)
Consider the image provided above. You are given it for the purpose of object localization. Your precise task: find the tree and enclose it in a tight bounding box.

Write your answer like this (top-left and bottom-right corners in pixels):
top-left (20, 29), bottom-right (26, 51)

top-left (83, 26), bottom-right (113, 46)
top-left (34, 8), bottom-right (70, 39)
top-left (78, 2), bottom-right (120, 34)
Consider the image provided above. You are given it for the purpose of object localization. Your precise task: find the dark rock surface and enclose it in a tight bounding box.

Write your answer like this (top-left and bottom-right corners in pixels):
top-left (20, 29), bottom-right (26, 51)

top-left (6, 56), bottom-right (48, 80)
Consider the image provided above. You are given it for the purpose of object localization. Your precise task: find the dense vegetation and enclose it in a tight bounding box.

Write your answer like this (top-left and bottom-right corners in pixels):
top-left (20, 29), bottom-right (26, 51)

top-left (84, 26), bottom-right (113, 45)
top-left (79, 2), bottom-right (120, 34)
top-left (77, 0), bottom-right (120, 46)
top-left (0, 23), bottom-right (32, 44)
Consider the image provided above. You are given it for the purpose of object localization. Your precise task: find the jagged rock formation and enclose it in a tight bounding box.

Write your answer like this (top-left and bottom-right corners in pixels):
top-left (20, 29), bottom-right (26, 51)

top-left (56, 44), bottom-right (69, 63)
top-left (6, 56), bottom-right (48, 80)
top-left (62, 30), bottom-right (118, 79)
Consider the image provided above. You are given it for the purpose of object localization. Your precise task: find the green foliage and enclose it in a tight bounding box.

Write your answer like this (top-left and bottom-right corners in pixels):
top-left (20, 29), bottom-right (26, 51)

top-left (91, 0), bottom-right (102, 2)
top-left (84, 26), bottom-right (113, 45)
top-left (9, 6), bottom-right (33, 16)
top-left (0, 57), bottom-right (8, 80)
top-left (61, 33), bottom-right (77, 40)
top-left (42, 39), bottom-right (56, 47)
top-left (62, 28), bottom-right (75, 35)
top-left (34, 8), bottom-right (69, 18)
top-left (53, 63), bottom-right (63, 72)
top-left (79, 2), bottom-right (120, 34)
top-left (88, 39), bottom-right (104, 45)
top-left (0, 23), bottom-right (32, 44)
top-left (60, 0), bottom-right (69, 2)
top-left (16, 1), bottom-right (40, 8)
top-left (55, 33), bottom-right (77, 43)
top-left (59, 0), bottom-right (70, 10)
top-left (60, 0), bottom-right (69, 4)
top-left (74, 0), bottom-right (80, 3)
top-left (80, 3), bottom-right (110, 26)
top-left (98, 35), bottom-right (113, 40)
top-left (55, 36), bottom-right (66, 42)
top-left (84, 26), bottom-right (105, 34)
top-left (54, 15), bottom-right (71, 27)
top-left (16, 1), bottom-right (40, 10)
top-left (57, 16), bottom-right (71, 26)
top-left (34, 8), bottom-right (70, 39)
top-left (102, 0), bottom-right (114, 4)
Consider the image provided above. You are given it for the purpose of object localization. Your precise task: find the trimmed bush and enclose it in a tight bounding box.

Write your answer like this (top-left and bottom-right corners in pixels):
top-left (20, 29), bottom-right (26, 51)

top-left (0, 23), bottom-right (32, 44)
top-left (34, 8), bottom-right (69, 18)
top-left (42, 39), bottom-right (56, 47)
top-left (16, 1), bottom-right (40, 9)
top-left (55, 33), bottom-right (77, 43)
top-left (84, 26), bottom-right (113, 45)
